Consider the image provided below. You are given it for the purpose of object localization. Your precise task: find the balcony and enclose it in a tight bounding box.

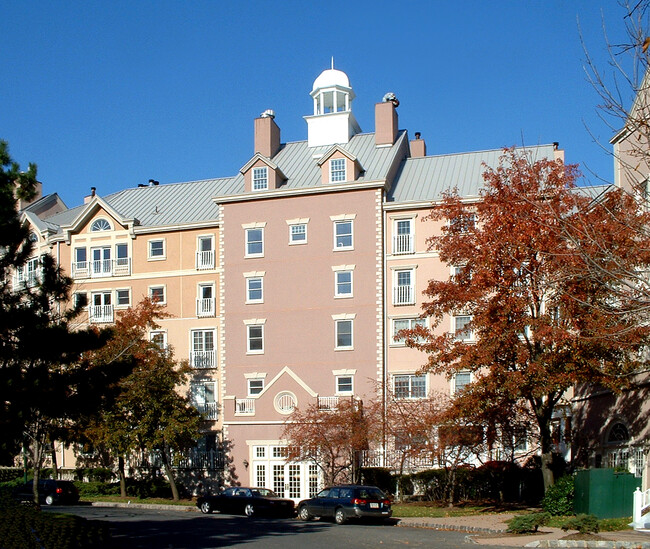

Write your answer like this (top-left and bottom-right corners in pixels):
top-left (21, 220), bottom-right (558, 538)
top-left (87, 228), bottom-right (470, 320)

top-left (88, 304), bottom-right (114, 324)
top-left (195, 402), bottom-right (219, 420)
top-left (235, 398), bottom-right (255, 415)
top-left (196, 298), bottom-right (216, 318)
top-left (393, 285), bottom-right (415, 305)
top-left (72, 258), bottom-right (132, 279)
top-left (196, 250), bottom-right (215, 270)
top-left (318, 396), bottom-right (340, 411)
top-left (392, 234), bottom-right (414, 255)
top-left (190, 350), bottom-right (216, 369)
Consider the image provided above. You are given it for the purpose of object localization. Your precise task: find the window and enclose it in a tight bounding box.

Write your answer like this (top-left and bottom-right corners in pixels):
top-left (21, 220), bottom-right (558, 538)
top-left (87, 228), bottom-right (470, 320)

top-left (74, 247), bottom-right (87, 269)
top-left (150, 331), bottom-right (167, 349)
top-left (246, 228), bottom-right (264, 257)
top-left (196, 235), bottom-right (215, 270)
top-left (247, 324), bottom-right (264, 353)
top-left (335, 270), bottom-right (353, 297)
top-left (90, 246), bottom-right (111, 277)
top-left (90, 218), bottom-right (111, 232)
top-left (191, 329), bottom-right (216, 368)
top-left (197, 284), bottom-right (215, 317)
top-left (149, 285), bottom-right (165, 304)
top-left (89, 291), bottom-right (113, 323)
top-left (274, 392), bottom-right (297, 414)
top-left (116, 288), bottom-right (130, 307)
top-left (453, 371), bottom-right (471, 394)
top-left (392, 317), bottom-right (427, 345)
top-left (336, 376), bottom-right (353, 394)
top-left (393, 268), bottom-right (415, 305)
top-left (246, 277), bottom-right (263, 303)
top-left (289, 224), bottom-right (307, 244)
top-left (454, 315), bottom-right (473, 341)
top-left (252, 167), bottom-right (268, 190)
top-left (73, 292), bottom-right (87, 308)
top-left (334, 220), bottom-right (353, 250)
top-left (335, 319), bottom-right (353, 350)
top-left (115, 243), bottom-right (130, 274)
top-left (450, 213), bottom-right (476, 233)
top-left (393, 219), bottom-right (414, 254)
top-left (255, 446), bottom-right (266, 458)
top-left (394, 374), bottom-right (426, 399)
top-left (248, 378), bottom-right (264, 396)
top-left (330, 158), bottom-right (346, 182)
top-left (148, 239), bottom-right (165, 259)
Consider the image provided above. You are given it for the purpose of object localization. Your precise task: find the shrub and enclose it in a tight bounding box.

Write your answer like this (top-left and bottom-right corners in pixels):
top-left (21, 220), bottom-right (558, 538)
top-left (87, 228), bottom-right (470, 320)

top-left (561, 514), bottom-right (599, 534)
top-left (507, 512), bottom-right (551, 534)
top-left (541, 475), bottom-right (574, 516)
top-left (360, 468), bottom-right (395, 495)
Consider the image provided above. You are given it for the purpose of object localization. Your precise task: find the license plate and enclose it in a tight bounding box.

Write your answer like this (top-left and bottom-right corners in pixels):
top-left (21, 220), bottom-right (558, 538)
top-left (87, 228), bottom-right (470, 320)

top-left (369, 503), bottom-right (379, 509)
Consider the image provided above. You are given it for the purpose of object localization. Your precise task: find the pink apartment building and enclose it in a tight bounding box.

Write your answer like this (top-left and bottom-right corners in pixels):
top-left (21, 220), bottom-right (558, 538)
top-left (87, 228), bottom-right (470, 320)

top-left (19, 66), bottom-right (564, 499)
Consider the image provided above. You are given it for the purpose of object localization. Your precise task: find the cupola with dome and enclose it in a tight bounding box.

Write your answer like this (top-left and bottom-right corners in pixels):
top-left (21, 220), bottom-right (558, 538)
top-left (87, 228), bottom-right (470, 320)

top-left (305, 60), bottom-right (361, 147)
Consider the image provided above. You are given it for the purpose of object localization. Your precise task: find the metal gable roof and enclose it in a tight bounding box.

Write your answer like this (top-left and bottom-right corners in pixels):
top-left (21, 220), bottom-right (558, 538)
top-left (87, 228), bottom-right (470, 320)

top-left (387, 144), bottom-right (557, 204)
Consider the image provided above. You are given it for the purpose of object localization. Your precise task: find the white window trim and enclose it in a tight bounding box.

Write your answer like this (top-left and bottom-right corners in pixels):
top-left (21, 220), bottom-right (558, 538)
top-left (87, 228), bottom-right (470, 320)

top-left (252, 166), bottom-right (269, 191)
top-left (149, 284), bottom-right (166, 305)
top-left (148, 238), bottom-right (166, 261)
top-left (247, 378), bottom-right (265, 397)
top-left (453, 314), bottom-right (474, 342)
top-left (245, 276), bottom-right (264, 304)
top-left (115, 288), bottom-right (131, 308)
top-left (332, 314), bottom-right (355, 350)
top-left (335, 374), bottom-right (354, 395)
top-left (90, 218), bottom-right (112, 232)
top-left (287, 220), bottom-right (308, 245)
top-left (244, 318), bottom-right (266, 354)
top-left (452, 371), bottom-right (472, 395)
top-left (244, 227), bottom-right (265, 258)
top-left (329, 158), bottom-right (347, 183)
top-left (391, 316), bottom-right (427, 347)
top-left (393, 373), bottom-right (428, 400)
top-left (150, 330), bottom-right (168, 349)
top-left (331, 217), bottom-right (355, 251)
top-left (333, 268), bottom-right (354, 298)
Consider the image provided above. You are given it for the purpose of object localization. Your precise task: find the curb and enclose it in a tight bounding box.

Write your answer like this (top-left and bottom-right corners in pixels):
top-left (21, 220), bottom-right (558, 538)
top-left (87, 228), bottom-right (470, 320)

top-left (91, 502), bottom-right (199, 512)
top-left (397, 519), bottom-right (504, 533)
top-left (524, 542), bottom-right (650, 549)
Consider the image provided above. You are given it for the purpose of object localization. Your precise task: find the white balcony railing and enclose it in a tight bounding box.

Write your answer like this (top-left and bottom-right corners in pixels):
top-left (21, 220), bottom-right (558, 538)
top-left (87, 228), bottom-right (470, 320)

top-left (88, 304), bottom-right (114, 324)
top-left (235, 398), bottom-right (255, 415)
top-left (196, 250), bottom-right (215, 270)
top-left (393, 285), bottom-right (415, 305)
top-left (318, 396), bottom-right (339, 411)
top-left (73, 258), bottom-right (131, 279)
top-left (196, 298), bottom-right (216, 318)
top-left (392, 234), bottom-right (414, 255)
top-left (190, 350), bottom-right (216, 369)
top-left (195, 402), bottom-right (219, 420)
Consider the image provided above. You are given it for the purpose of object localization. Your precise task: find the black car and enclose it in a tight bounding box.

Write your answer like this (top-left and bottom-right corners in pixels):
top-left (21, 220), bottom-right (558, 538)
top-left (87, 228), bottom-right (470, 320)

top-left (197, 486), bottom-right (295, 517)
top-left (297, 485), bottom-right (392, 524)
top-left (13, 479), bottom-right (80, 506)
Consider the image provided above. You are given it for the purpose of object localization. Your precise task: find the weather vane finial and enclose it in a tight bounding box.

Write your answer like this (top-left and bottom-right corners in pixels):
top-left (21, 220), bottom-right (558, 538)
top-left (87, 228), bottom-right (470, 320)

top-left (331, 56), bottom-right (334, 70)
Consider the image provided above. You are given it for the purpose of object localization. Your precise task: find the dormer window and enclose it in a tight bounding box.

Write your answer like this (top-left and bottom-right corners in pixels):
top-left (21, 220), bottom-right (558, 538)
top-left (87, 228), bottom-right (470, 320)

top-left (330, 158), bottom-right (346, 182)
top-left (91, 218), bottom-right (111, 232)
top-left (253, 167), bottom-right (268, 190)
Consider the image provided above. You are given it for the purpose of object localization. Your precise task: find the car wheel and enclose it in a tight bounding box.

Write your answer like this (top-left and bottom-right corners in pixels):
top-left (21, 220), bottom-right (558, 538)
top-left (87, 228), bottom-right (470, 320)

top-left (45, 495), bottom-right (54, 506)
top-left (244, 503), bottom-right (255, 517)
top-left (200, 501), bottom-right (212, 514)
top-left (334, 508), bottom-right (346, 525)
top-left (298, 506), bottom-right (312, 521)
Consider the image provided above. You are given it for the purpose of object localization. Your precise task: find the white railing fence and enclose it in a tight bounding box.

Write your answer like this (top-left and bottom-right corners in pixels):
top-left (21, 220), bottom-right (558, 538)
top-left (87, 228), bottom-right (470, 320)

top-left (633, 487), bottom-right (650, 530)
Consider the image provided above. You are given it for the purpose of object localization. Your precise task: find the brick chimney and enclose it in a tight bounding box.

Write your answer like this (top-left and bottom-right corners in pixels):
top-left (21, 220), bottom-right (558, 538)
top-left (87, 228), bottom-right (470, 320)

top-left (254, 110), bottom-right (281, 158)
top-left (375, 99), bottom-right (398, 146)
top-left (410, 132), bottom-right (427, 158)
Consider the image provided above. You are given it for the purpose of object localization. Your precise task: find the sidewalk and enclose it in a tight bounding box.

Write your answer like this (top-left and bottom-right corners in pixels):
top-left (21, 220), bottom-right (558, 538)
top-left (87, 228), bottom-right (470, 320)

top-left (396, 513), bottom-right (650, 547)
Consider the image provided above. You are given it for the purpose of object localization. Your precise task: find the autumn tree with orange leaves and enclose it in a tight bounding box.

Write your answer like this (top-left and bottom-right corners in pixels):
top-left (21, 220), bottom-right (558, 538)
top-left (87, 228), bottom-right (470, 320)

top-left (282, 398), bottom-right (380, 486)
top-left (404, 148), bottom-right (650, 492)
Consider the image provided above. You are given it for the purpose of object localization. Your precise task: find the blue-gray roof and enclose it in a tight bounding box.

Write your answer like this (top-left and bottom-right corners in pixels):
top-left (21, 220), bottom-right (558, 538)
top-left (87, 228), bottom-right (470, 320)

top-left (387, 145), bottom-right (557, 204)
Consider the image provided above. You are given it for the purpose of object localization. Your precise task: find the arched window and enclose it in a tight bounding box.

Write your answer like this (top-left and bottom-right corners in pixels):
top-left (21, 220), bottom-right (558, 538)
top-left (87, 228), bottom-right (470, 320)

top-left (90, 218), bottom-right (111, 232)
top-left (607, 422), bottom-right (630, 444)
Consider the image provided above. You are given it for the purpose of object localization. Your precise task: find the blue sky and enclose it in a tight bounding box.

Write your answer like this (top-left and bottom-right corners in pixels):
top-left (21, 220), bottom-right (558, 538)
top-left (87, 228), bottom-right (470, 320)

top-left (1, 1), bottom-right (636, 206)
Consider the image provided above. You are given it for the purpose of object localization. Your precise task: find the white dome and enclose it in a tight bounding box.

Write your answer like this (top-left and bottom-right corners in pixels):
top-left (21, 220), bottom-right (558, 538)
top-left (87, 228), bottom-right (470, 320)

top-left (312, 68), bottom-right (351, 91)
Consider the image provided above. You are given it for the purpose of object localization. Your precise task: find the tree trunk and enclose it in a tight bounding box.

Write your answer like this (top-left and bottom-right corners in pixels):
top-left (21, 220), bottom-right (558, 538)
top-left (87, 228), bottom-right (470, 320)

top-left (538, 409), bottom-right (555, 493)
top-left (118, 455), bottom-right (127, 498)
top-left (447, 466), bottom-right (456, 508)
top-left (32, 439), bottom-right (41, 504)
top-left (50, 443), bottom-right (59, 479)
top-left (160, 446), bottom-right (180, 501)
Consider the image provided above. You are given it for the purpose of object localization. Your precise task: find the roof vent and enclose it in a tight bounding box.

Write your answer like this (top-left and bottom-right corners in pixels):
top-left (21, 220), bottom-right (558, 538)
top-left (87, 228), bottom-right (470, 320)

top-left (382, 92), bottom-right (399, 107)
top-left (260, 109), bottom-right (275, 119)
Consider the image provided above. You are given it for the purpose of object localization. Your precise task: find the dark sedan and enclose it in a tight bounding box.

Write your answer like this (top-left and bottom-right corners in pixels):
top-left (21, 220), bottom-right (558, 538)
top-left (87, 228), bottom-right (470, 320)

top-left (197, 487), bottom-right (295, 518)
top-left (297, 485), bottom-right (392, 524)
top-left (13, 479), bottom-right (80, 506)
